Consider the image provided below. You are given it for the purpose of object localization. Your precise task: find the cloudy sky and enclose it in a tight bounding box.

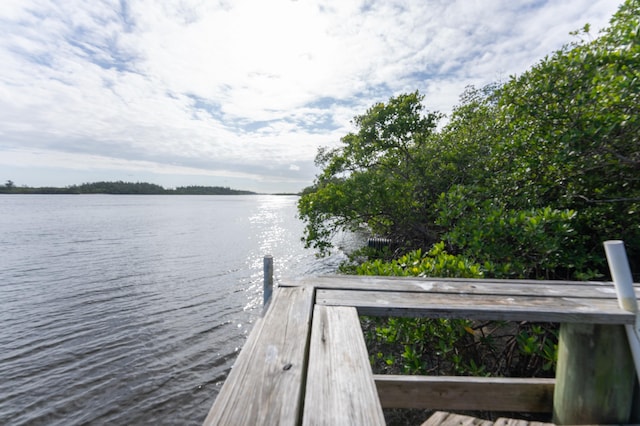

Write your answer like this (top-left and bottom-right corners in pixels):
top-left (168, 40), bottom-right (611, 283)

top-left (0, 0), bottom-right (623, 193)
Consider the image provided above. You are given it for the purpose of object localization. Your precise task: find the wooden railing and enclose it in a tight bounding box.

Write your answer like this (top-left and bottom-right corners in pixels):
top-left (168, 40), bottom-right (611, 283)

top-left (204, 243), bottom-right (639, 425)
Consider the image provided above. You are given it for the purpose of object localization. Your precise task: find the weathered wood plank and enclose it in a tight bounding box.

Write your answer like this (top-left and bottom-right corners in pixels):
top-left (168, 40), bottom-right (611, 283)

top-left (421, 411), bottom-right (494, 426)
top-left (287, 275), bottom-right (640, 299)
top-left (375, 375), bottom-right (555, 412)
top-left (311, 274), bottom-right (640, 287)
top-left (317, 289), bottom-right (635, 324)
top-left (494, 419), bottom-right (553, 426)
top-left (303, 305), bottom-right (385, 426)
top-left (421, 411), bottom-right (554, 426)
top-left (203, 286), bottom-right (314, 426)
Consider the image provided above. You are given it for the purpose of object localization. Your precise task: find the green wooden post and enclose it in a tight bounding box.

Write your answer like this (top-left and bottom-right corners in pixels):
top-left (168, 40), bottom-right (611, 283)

top-left (553, 323), bottom-right (635, 424)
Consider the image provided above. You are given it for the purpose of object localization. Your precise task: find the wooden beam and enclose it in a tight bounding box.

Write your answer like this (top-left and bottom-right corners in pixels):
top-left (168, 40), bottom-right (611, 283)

top-left (421, 411), bottom-right (494, 426)
top-left (303, 305), bottom-right (385, 425)
top-left (493, 418), bottom-right (553, 426)
top-left (288, 275), bottom-right (640, 300)
top-left (316, 289), bottom-right (635, 324)
top-left (375, 375), bottom-right (555, 413)
top-left (203, 286), bottom-right (314, 426)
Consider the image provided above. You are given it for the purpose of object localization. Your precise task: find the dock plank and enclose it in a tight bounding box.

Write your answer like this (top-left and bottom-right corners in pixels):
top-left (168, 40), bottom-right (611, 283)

top-left (316, 289), bottom-right (635, 324)
top-left (494, 418), bottom-right (553, 426)
top-left (421, 411), bottom-right (494, 426)
top-left (203, 286), bottom-right (314, 426)
top-left (303, 305), bottom-right (385, 426)
top-left (421, 411), bottom-right (554, 426)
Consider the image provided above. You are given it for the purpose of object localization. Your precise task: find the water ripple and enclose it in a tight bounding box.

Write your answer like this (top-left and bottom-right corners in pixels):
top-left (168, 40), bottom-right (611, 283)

top-left (0, 195), bottom-right (350, 425)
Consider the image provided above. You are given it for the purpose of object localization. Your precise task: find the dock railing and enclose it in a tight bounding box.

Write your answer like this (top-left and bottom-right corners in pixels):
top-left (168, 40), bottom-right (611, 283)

top-left (204, 242), bottom-right (639, 425)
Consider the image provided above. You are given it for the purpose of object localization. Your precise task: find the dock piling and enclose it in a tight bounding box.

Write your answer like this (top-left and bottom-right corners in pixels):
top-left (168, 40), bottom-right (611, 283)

top-left (552, 240), bottom-right (638, 424)
top-left (263, 255), bottom-right (273, 308)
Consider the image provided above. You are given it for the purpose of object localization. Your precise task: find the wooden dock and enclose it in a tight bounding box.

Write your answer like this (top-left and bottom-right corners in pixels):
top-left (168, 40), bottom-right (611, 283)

top-left (422, 411), bottom-right (553, 426)
top-left (203, 275), bottom-right (639, 425)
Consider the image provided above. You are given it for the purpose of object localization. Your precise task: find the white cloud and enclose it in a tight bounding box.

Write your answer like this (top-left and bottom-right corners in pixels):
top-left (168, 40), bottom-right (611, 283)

top-left (0, 0), bottom-right (624, 192)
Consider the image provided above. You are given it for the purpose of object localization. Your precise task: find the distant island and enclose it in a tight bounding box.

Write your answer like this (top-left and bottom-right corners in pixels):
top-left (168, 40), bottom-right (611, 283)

top-left (0, 180), bottom-right (257, 195)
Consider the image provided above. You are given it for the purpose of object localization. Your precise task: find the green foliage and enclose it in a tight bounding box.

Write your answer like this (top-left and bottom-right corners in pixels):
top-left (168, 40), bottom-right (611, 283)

top-left (357, 242), bottom-right (485, 278)
top-left (516, 324), bottom-right (558, 372)
top-left (299, 0), bottom-right (640, 277)
top-left (298, 92), bottom-right (445, 255)
top-left (489, 0), bottom-right (640, 271)
top-left (72, 181), bottom-right (167, 194)
top-left (172, 185), bottom-right (255, 195)
top-left (436, 189), bottom-right (581, 278)
top-left (359, 244), bottom-right (558, 377)
top-left (364, 315), bottom-right (477, 376)
top-left (0, 181), bottom-right (256, 195)
top-left (359, 244), bottom-right (486, 376)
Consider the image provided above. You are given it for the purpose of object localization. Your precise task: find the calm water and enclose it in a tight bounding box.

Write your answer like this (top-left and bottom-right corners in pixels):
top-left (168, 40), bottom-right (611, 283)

top-left (0, 195), bottom-right (354, 425)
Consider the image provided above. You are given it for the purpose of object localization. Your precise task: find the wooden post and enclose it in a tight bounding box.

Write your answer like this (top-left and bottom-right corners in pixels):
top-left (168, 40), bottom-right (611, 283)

top-left (263, 255), bottom-right (273, 308)
top-left (553, 240), bottom-right (638, 424)
top-left (553, 323), bottom-right (635, 424)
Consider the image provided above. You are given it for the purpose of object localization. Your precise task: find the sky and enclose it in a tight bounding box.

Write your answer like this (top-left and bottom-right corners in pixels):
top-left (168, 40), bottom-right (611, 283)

top-left (0, 0), bottom-right (624, 193)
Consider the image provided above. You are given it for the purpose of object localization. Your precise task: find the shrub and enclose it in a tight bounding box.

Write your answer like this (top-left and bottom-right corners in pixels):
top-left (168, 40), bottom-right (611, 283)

top-left (359, 243), bottom-right (558, 378)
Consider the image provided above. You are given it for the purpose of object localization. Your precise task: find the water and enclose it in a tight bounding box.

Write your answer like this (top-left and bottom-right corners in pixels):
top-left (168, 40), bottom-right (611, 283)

top-left (0, 195), bottom-right (355, 425)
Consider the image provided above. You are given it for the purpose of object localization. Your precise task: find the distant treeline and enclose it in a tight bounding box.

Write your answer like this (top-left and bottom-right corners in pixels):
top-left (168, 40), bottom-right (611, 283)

top-left (0, 180), bottom-right (256, 195)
